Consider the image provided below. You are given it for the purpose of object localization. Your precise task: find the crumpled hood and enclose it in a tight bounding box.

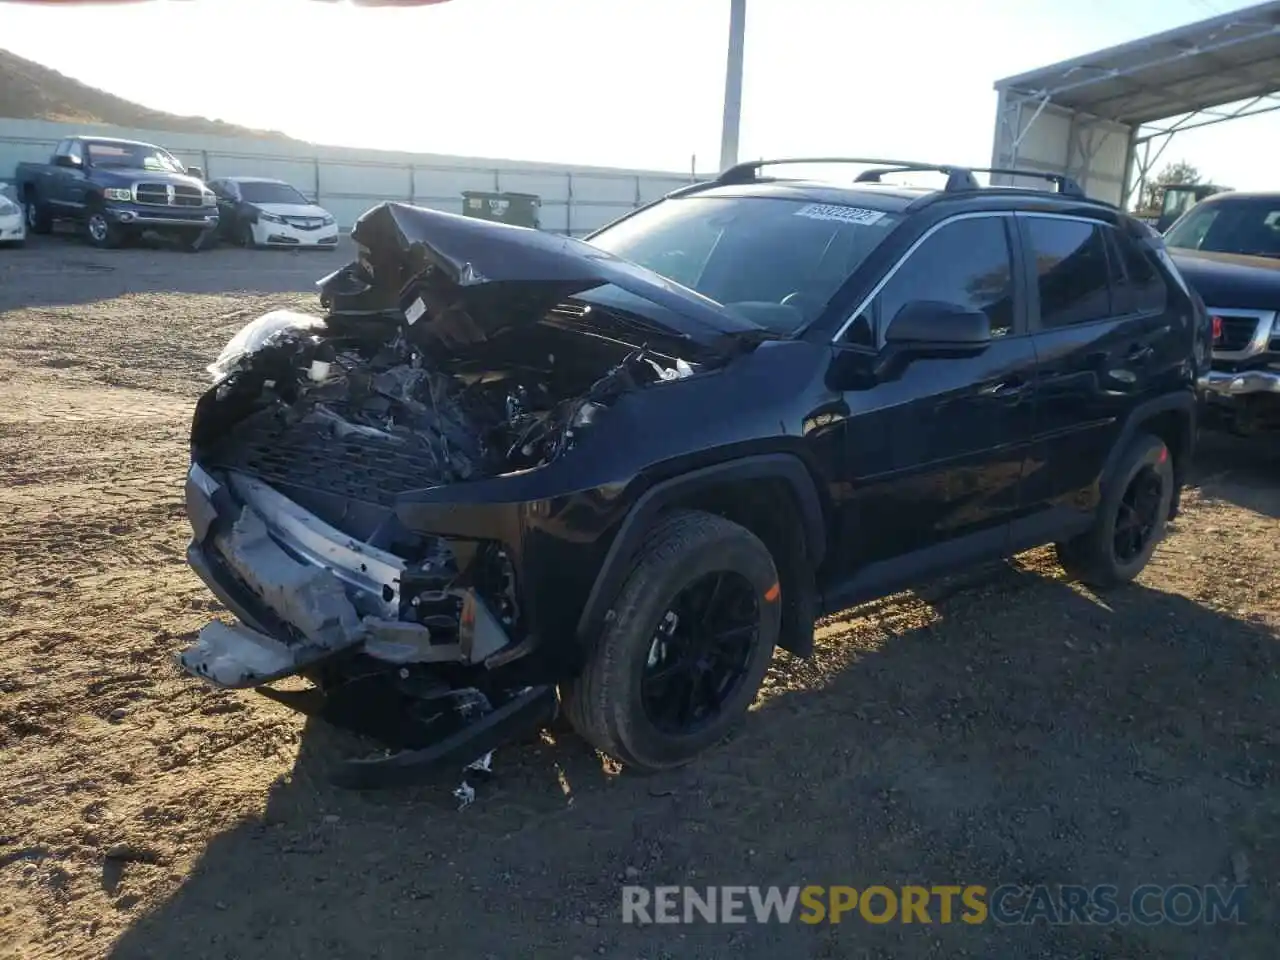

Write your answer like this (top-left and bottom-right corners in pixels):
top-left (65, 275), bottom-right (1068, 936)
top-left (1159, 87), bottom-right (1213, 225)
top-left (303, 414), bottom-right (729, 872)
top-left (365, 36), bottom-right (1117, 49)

top-left (328, 201), bottom-right (770, 352)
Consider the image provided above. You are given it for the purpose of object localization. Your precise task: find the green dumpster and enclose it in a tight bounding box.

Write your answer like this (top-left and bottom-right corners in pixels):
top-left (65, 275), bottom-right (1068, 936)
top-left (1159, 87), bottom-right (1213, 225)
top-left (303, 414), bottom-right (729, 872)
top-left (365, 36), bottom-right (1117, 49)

top-left (462, 190), bottom-right (541, 229)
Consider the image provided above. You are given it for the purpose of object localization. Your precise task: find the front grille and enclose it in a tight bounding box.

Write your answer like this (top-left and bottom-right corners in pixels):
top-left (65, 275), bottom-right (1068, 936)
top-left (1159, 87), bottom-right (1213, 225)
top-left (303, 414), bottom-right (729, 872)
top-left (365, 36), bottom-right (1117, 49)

top-left (132, 182), bottom-right (206, 207)
top-left (1214, 314), bottom-right (1260, 353)
top-left (134, 183), bottom-right (169, 206)
top-left (173, 185), bottom-right (204, 207)
top-left (209, 411), bottom-right (483, 507)
top-left (283, 217), bottom-right (324, 230)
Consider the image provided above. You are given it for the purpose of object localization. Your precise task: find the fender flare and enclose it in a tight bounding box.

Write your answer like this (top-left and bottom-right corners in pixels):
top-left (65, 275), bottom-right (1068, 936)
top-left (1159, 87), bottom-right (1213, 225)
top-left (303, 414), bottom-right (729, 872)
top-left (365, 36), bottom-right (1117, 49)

top-left (574, 452), bottom-right (828, 643)
top-left (1100, 390), bottom-right (1196, 496)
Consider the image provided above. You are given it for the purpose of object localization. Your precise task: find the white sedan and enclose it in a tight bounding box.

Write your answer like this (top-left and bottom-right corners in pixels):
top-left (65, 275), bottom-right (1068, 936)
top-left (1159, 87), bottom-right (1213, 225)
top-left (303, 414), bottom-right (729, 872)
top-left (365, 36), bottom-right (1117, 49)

top-left (209, 177), bottom-right (339, 249)
top-left (0, 189), bottom-right (26, 246)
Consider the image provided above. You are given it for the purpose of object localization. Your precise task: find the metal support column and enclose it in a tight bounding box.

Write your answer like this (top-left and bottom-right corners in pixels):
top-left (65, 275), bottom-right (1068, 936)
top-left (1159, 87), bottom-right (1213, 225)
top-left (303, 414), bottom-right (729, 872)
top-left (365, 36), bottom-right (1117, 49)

top-left (718, 0), bottom-right (747, 172)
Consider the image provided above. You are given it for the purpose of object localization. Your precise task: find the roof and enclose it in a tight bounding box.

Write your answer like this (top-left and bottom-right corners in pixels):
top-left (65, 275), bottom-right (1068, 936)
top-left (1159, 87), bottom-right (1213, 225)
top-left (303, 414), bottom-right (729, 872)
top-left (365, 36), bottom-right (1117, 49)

top-left (221, 176), bottom-right (291, 184)
top-left (994, 1), bottom-right (1280, 124)
top-left (69, 135), bottom-right (162, 147)
top-left (680, 180), bottom-right (932, 212)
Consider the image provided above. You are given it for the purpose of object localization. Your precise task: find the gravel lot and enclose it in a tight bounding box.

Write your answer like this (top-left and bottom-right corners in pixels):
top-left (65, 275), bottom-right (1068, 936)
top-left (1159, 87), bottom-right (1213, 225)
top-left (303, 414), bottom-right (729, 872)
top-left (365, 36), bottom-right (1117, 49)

top-left (1, 233), bottom-right (1278, 959)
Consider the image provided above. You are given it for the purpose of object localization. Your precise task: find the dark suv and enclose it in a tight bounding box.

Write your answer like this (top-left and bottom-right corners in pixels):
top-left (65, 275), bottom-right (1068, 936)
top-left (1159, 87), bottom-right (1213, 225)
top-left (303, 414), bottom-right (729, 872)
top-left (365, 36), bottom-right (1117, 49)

top-left (177, 158), bottom-right (1209, 786)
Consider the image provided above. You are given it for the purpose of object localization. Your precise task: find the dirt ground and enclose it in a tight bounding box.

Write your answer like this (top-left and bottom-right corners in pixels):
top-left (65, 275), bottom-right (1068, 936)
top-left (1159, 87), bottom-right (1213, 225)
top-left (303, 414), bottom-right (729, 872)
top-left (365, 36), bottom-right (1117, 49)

top-left (1, 233), bottom-right (1278, 960)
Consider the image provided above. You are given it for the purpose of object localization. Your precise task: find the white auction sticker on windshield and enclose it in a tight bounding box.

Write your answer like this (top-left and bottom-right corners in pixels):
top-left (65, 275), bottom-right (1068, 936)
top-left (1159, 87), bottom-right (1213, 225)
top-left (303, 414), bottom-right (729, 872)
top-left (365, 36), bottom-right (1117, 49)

top-left (794, 203), bottom-right (886, 225)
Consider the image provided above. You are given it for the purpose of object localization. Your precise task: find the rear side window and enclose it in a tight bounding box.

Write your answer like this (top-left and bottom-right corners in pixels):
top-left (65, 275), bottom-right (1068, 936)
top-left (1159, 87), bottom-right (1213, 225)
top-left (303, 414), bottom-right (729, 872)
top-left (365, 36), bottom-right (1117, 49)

top-left (1025, 217), bottom-right (1111, 328)
top-left (1107, 227), bottom-right (1167, 315)
top-left (859, 216), bottom-right (1015, 344)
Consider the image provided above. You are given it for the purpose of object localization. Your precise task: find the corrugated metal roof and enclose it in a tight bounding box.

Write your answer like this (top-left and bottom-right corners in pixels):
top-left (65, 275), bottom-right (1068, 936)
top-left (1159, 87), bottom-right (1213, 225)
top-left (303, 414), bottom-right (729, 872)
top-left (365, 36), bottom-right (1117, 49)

top-left (994, 1), bottom-right (1280, 124)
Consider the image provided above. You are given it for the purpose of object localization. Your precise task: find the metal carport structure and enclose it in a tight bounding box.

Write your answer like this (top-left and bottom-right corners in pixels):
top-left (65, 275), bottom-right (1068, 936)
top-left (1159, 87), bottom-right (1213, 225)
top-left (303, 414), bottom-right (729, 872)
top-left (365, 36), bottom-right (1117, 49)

top-left (990, 1), bottom-right (1280, 206)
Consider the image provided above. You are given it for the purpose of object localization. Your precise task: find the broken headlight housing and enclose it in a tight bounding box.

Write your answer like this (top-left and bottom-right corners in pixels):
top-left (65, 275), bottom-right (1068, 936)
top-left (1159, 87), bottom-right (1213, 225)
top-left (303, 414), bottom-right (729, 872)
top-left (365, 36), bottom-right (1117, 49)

top-left (207, 309), bottom-right (326, 383)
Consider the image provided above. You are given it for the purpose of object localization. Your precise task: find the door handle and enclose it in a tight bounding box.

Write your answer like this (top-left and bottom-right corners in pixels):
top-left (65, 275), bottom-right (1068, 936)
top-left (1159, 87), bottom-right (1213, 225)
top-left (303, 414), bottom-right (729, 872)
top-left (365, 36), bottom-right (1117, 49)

top-left (1125, 343), bottom-right (1154, 363)
top-left (977, 377), bottom-right (1030, 400)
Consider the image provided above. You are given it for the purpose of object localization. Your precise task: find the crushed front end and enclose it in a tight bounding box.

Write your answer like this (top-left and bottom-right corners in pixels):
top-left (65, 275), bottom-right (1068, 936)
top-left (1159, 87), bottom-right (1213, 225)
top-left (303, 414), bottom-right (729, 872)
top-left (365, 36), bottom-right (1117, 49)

top-left (178, 202), bottom-right (756, 786)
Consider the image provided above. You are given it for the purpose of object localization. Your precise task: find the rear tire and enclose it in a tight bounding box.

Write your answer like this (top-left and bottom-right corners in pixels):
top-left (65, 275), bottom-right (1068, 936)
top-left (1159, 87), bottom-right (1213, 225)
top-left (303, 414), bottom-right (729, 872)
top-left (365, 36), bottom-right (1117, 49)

top-left (1055, 433), bottom-right (1174, 589)
top-left (24, 196), bottom-right (52, 234)
top-left (561, 510), bottom-right (781, 772)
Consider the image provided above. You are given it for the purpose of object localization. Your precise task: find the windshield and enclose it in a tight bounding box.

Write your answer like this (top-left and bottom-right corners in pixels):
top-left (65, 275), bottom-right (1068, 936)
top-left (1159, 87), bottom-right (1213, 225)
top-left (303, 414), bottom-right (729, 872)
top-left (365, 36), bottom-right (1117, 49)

top-left (1164, 197), bottom-right (1280, 259)
top-left (239, 181), bottom-right (310, 205)
top-left (587, 195), bottom-right (902, 332)
top-left (86, 142), bottom-right (185, 174)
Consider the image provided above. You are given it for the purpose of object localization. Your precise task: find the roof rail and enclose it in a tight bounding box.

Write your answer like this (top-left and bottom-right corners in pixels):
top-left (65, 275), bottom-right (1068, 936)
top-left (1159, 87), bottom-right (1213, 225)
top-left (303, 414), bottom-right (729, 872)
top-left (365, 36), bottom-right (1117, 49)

top-left (854, 165), bottom-right (981, 192)
top-left (967, 167), bottom-right (1086, 199)
top-left (717, 157), bottom-right (937, 185)
top-left (716, 156), bottom-right (1087, 199)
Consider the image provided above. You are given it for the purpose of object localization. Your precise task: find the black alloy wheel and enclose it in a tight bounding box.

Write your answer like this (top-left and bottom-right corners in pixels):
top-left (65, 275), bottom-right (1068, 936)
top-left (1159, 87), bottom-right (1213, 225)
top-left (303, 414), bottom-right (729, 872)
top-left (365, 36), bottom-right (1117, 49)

top-left (640, 570), bottom-right (760, 736)
top-left (1112, 464), bottom-right (1165, 564)
top-left (1055, 432), bottom-right (1174, 589)
top-left (560, 509), bottom-right (781, 771)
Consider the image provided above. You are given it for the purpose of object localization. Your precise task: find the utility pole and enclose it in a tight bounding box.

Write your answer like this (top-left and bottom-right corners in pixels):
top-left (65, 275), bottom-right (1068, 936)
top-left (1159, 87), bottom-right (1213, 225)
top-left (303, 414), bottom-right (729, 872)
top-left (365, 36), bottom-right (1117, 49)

top-left (718, 0), bottom-right (746, 172)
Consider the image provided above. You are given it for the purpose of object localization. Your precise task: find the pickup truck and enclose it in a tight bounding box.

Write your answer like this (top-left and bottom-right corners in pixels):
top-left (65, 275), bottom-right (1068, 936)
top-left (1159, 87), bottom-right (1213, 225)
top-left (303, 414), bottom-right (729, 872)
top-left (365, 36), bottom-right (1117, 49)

top-left (1164, 190), bottom-right (1280, 437)
top-left (16, 136), bottom-right (218, 250)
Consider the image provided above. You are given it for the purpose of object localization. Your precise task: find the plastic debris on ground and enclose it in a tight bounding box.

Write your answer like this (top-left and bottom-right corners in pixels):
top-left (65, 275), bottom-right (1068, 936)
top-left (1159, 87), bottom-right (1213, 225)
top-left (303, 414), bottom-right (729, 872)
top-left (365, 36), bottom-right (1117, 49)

top-left (466, 750), bottom-right (494, 776)
top-left (452, 780), bottom-right (477, 811)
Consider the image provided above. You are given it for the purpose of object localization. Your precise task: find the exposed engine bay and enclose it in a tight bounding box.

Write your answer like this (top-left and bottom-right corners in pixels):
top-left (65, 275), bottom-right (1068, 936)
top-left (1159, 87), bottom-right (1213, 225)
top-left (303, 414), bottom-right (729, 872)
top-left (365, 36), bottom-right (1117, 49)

top-left (201, 310), bottom-right (694, 514)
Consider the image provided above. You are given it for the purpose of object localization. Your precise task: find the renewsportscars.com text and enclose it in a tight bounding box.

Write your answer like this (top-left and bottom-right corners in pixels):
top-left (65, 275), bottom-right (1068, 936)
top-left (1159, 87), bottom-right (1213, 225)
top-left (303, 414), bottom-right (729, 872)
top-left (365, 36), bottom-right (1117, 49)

top-left (621, 884), bottom-right (1246, 926)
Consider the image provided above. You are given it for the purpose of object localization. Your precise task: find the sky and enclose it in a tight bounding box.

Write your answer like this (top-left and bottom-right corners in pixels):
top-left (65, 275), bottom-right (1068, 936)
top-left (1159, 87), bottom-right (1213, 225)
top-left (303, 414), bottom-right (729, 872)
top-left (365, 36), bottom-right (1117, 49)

top-left (0, 0), bottom-right (1275, 190)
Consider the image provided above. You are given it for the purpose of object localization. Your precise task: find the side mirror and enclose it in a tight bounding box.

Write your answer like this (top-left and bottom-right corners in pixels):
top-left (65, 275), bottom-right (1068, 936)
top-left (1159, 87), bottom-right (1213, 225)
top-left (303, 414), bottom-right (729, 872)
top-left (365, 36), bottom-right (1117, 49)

top-left (54, 154), bottom-right (81, 169)
top-left (874, 300), bottom-right (991, 380)
top-left (186, 165), bottom-right (205, 181)
top-left (885, 300), bottom-right (991, 346)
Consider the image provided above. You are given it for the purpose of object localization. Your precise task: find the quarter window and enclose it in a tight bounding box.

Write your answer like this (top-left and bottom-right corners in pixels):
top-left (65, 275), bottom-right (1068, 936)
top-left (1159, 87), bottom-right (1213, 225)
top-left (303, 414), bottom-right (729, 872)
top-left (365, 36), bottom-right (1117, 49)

top-left (1025, 218), bottom-right (1112, 328)
top-left (849, 216), bottom-right (1015, 345)
top-left (1107, 227), bottom-right (1167, 315)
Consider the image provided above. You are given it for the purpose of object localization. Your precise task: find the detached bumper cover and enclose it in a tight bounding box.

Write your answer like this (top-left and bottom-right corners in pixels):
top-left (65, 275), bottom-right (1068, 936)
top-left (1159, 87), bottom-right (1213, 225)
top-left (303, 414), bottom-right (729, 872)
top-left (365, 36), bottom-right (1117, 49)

top-left (180, 463), bottom-right (513, 689)
top-left (181, 470), bottom-right (368, 687)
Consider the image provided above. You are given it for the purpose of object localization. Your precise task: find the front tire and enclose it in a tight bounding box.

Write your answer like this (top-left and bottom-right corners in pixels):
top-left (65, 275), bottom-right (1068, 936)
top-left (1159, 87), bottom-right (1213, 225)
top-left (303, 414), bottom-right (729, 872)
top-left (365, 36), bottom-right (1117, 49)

top-left (561, 510), bottom-right (781, 771)
top-left (1055, 433), bottom-right (1174, 589)
top-left (238, 221), bottom-right (258, 249)
top-left (84, 207), bottom-right (122, 249)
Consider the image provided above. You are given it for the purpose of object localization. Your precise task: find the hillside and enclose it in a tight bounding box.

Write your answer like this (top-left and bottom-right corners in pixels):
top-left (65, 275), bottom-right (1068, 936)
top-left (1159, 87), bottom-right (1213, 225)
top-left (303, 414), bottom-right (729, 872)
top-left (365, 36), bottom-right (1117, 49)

top-left (0, 48), bottom-right (297, 141)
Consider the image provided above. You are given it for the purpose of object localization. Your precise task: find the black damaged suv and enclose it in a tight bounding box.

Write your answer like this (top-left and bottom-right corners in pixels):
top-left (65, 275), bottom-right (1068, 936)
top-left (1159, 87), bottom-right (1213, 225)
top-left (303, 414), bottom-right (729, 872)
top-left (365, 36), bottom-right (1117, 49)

top-left (179, 158), bottom-right (1209, 786)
